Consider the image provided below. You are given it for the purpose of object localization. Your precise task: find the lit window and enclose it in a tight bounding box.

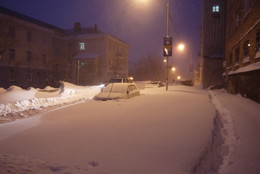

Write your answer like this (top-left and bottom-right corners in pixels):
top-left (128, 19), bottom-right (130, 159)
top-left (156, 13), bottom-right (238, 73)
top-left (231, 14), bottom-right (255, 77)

top-left (212, 5), bottom-right (220, 12)
top-left (243, 40), bottom-right (250, 57)
top-left (79, 42), bottom-right (85, 50)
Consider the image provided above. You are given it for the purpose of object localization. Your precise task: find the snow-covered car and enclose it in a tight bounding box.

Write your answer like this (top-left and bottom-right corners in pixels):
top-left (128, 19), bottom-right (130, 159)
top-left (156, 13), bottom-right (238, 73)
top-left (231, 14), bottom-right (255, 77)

top-left (108, 77), bottom-right (134, 83)
top-left (145, 81), bottom-right (165, 88)
top-left (94, 83), bottom-right (140, 101)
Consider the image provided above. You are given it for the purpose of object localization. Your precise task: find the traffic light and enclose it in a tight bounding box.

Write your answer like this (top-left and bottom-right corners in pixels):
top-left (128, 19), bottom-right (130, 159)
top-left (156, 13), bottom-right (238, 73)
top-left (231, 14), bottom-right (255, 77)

top-left (163, 37), bottom-right (172, 56)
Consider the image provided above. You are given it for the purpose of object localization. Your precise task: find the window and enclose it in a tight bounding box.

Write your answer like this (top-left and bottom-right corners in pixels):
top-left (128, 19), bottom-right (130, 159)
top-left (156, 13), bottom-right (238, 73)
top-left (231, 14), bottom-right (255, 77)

top-left (212, 5), bottom-right (220, 12)
top-left (25, 70), bottom-right (33, 81)
top-left (244, 0), bottom-right (252, 13)
top-left (42, 54), bottom-right (46, 64)
top-left (9, 68), bottom-right (16, 81)
top-left (27, 31), bottom-right (32, 42)
top-left (8, 27), bottom-right (15, 38)
top-left (256, 31), bottom-right (260, 52)
top-left (243, 40), bottom-right (250, 57)
top-left (235, 46), bottom-right (240, 63)
top-left (79, 42), bottom-right (85, 50)
top-left (9, 49), bottom-right (15, 60)
top-left (55, 49), bottom-right (60, 57)
top-left (26, 51), bottom-right (32, 62)
top-left (229, 53), bottom-right (233, 66)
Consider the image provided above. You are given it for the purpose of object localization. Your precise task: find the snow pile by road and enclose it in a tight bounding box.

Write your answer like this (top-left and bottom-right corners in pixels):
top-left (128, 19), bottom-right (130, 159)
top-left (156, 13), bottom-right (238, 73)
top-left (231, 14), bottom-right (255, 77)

top-left (0, 82), bottom-right (101, 122)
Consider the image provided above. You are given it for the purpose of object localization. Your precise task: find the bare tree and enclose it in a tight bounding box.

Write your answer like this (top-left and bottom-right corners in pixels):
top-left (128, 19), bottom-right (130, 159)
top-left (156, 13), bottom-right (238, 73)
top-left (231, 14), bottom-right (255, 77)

top-left (130, 56), bottom-right (165, 81)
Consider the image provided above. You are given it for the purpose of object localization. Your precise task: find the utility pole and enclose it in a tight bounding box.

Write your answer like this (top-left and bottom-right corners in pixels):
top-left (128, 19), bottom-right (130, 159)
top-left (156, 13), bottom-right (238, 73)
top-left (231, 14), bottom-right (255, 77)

top-left (165, 0), bottom-right (171, 91)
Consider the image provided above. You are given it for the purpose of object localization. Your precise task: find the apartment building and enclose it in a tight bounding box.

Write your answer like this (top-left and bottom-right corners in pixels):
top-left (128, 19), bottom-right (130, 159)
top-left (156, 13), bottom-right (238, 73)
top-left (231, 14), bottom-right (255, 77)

top-left (0, 7), bottom-right (129, 88)
top-left (0, 7), bottom-right (57, 88)
top-left (71, 23), bottom-right (130, 85)
top-left (224, 0), bottom-right (260, 102)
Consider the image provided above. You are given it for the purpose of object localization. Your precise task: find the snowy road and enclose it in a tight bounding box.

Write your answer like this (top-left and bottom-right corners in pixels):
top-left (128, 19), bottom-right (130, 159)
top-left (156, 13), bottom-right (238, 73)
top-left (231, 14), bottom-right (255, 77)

top-left (0, 86), bottom-right (216, 174)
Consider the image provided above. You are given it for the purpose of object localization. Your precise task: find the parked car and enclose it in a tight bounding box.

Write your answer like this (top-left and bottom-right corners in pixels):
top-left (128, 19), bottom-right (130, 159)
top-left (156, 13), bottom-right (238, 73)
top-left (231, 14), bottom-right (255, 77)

top-left (94, 83), bottom-right (140, 101)
top-left (103, 77), bottom-right (134, 87)
top-left (181, 80), bottom-right (194, 86)
top-left (108, 77), bottom-right (134, 83)
top-left (145, 81), bottom-right (165, 88)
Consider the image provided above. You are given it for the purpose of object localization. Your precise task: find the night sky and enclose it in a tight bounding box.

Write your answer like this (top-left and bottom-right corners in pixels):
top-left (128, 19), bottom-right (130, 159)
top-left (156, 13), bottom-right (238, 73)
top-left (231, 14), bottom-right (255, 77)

top-left (0, 0), bottom-right (202, 77)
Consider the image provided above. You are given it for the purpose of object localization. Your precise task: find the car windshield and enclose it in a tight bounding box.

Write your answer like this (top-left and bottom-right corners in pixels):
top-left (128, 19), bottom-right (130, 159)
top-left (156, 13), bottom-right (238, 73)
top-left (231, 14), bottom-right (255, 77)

top-left (103, 84), bottom-right (128, 93)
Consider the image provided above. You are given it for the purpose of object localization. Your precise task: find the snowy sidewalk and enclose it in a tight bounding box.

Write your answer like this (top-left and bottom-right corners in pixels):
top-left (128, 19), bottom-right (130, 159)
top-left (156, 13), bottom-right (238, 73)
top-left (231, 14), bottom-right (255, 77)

top-left (209, 90), bottom-right (260, 174)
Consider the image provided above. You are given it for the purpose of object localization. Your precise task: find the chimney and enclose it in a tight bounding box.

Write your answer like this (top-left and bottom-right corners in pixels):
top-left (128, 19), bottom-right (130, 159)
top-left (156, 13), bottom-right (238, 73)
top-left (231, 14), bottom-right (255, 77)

top-left (74, 22), bottom-right (81, 33)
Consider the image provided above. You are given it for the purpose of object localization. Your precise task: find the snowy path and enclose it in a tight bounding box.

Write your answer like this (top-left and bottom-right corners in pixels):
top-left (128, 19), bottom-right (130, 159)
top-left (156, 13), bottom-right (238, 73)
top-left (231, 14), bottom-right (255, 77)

top-left (0, 86), bottom-right (215, 174)
top-left (210, 90), bottom-right (260, 174)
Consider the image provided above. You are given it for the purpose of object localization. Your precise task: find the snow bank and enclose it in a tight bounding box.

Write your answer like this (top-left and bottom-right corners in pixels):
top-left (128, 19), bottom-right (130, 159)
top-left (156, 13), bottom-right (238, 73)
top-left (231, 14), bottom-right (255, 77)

top-left (0, 82), bottom-right (101, 122)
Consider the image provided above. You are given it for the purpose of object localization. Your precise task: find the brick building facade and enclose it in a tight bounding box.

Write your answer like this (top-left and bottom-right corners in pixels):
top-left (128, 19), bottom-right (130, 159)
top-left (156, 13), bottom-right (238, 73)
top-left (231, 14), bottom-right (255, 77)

top-left (224, 0), bottom-right (260, 102)
top-left (200, 0), bottom-right (226, 89)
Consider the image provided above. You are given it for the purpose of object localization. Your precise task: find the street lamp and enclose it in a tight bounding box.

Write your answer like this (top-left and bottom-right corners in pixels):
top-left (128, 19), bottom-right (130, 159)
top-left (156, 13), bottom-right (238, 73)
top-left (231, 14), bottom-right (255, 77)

top-left (164, 0), bottom-right (171, 91)
top-left (177, 43), bottom-right (194, 80)
top-left (177, 43), bottom-right (185, 51)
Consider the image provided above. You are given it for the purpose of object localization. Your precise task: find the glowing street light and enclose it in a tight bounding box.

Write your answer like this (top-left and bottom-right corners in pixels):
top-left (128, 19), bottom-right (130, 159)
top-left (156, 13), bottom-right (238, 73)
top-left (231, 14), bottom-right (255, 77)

top-left (171, 67), bottom-right (176, 71)
top-left (177, 43), bottom-right (194, 80)
top-left (177, 43), bottom-right (185, 51)
top-left (177, 76), bottom-right (181, 80)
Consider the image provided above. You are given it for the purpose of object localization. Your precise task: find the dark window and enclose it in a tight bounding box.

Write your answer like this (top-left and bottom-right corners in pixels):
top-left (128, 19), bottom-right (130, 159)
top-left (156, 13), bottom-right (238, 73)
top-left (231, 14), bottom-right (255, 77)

top-left (229, 53), bottom-right (233, 66)
top-left (55, 49), bottom-right (60, 57)
top-left (25, 70), bottom-right (33, 81)
top-left (235, 46), bottom-right (240, 63)
top-left (9, 49), bottom-right (15, 60)
top-left (42, 54), bottom-right (46, 63)
top-left (27, 31), bottom-right (32, 42)
top-left (243, 40), bottom-right (250, 57)
top-left (27, 51), bottom-right (32, 62)
top-left (9, 68), bottom-right (16, 81)
top-left (244, 0), bottom-right (252, 13)
top-left (8, 27), bottom-right (15, 38)
top-left (256, 31), bottom-right (260, 52)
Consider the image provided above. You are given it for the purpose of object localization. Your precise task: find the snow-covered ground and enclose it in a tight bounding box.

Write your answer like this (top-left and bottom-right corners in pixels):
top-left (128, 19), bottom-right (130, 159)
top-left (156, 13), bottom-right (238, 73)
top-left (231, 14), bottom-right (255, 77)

top-left (0, 82), bottom-right (259, 174)
top-left (0, 82), bottom-right (101, 123)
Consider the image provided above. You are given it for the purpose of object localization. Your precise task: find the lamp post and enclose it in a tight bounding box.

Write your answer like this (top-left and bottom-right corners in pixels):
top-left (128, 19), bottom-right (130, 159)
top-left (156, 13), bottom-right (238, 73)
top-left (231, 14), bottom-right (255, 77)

top-left (165, 0), bottom-right (171, 91)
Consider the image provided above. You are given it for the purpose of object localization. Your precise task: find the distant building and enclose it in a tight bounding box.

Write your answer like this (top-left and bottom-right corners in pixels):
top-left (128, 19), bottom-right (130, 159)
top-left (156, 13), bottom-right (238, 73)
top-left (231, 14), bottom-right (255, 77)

top-left (200, 0), bottom-right (225, 88)
top-left (0, 7), bottom-right (129, 88)
top-left (224, 0), bottom-right (260, 103)
top-left (69, 22), bottom-right (130, 85)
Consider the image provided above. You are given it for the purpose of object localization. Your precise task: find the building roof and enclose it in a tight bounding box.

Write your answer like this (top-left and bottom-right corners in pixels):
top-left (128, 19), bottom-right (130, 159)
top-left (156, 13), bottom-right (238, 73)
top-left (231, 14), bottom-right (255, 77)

top-left (0, 6), bottom-right (65, 33)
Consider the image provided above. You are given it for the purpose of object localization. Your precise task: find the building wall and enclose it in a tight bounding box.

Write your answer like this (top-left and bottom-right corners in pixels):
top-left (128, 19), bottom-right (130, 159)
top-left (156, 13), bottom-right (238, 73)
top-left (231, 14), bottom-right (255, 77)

top-left (201, 0), bottom-right (225, 88)
top-left (224, 0), bottom-right (260, 103)
top-left (0, 12), bottom-right (54, 88)
top-left (72, 33), bottom-right (129, 85)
